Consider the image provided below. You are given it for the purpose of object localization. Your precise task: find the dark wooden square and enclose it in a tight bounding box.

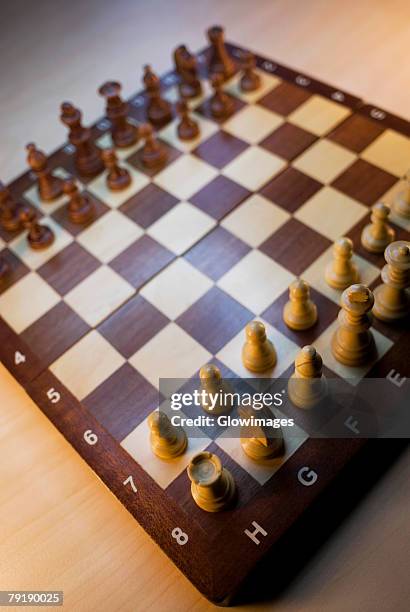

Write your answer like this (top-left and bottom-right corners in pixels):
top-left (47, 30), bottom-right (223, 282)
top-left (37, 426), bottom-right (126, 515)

top-left (327, 114), bottom-right (385, 153)
top-left (126, 140), bottom-right (182, 177)
top-left (184, 226), bottom-right (251, 281)
top-left (21, 302), bottom-right (90, 367)
top-left (259, 218), bottom-right (332, 275)
top-left (0, 249), bottom-right (30, 295)
top-left (83, 363), bottom-right (158, 441)
top-left (119, 183), bottom-right (178, 229)
top-left (260, 167), bottom-right (322, 213)
top-left (52, 191), bottom-right (109, 237)
top-left (192, 130), bottom-right (248, 169)
top-left (261, 287), bottom-right (339, 347)
top-left (176, 286), bottom-right (253, 354)
top-left (37, 243), bottom-right (100, 296)
top-left (98, 295), bottom-right (169, 358)
top-left (196, 94), bottom-right (245, 124)
top-left (109, 235), bottom-right (174, 289)
top-left (258, 81), bottom-right (311, 116)
top-left (190, 175), bottom-right (250, 220)
top-left (346, 213), bottom-right (409, 267)
top-left (260, 122), bottom-right (317, 161)
top-left (331, 159), bottom-right (397, 206)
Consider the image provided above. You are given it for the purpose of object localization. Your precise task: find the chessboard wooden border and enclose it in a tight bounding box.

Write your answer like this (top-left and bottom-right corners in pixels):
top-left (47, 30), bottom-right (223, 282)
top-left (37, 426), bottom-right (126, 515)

top-left (1, 41), bottom-right (408, 603)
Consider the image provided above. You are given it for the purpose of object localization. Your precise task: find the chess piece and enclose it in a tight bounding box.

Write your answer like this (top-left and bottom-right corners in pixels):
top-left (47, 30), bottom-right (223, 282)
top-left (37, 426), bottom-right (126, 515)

top-left (210, 73), bottom-right (234, 119)
top-left (239, 405), bottom-right (284, 461)
top-left (393, 170), bottom-right (410, 219)
top-left (187, 451), bottom-right (236, 512)
top-left (283, 279), bottom-right (318, 330)
top-left (101, 148), bottom-right (131, 191)
top-left (98, 81), bottom-right (139, 148)
top-left (138, 123), bottom-right (168, 168)
top-left (331, 284), bottom-right (376, 367)
top-left (0, 256), bottom-right (9, 279)
top-left (242, 321), bottom-right (277, 373)
top-left (361, 202), bottom-right (395, 253)
top-left (148, 411), bottom-right (187, 460)
top-left (60, 102), bottom-right (104, 177)
top-left (174, 45), bottom-right (202, 99)
top-left (143, 65), bottom-right (173, 127)
top-left (26, 143), bottom-right (63, 202)
top-left (288, 346), bottom-right (327, 409)
top-left (373, 241), bottom-right (410, 322)
top-left (239, 50), bottom-right (261, 92)
top-left (19, 207), bottom-right (54, 250)
top-left (0, 181), bottom-right (21, 231)
top-left (207, 25), bottom-right (236, 81)
top-left (63, 178), bottom-right (95, 224)
top-left (199, 364), bottom-right (234, 415)
top-left (176, 100), bottom-right (200, 141)
top-left (325, 237), bottom-right (359, 290)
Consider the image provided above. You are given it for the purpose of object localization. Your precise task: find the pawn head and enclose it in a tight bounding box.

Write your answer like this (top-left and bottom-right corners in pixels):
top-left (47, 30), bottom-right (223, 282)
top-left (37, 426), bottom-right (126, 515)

top-left (200, 363), bottom-right (221, 383)
top-left (334, 236), bottom-right (353, 257)
top-left (246, 320), bottom-right (267, 343)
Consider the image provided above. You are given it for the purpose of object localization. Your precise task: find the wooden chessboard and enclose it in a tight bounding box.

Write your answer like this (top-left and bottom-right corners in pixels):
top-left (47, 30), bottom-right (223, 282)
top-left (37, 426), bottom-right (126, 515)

top-left (0, 37), bottom-right (409, 605)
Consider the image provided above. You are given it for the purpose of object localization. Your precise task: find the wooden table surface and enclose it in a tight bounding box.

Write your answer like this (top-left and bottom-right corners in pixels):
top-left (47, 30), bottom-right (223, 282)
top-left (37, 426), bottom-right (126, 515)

top-left (1, 1), bottom-right (409, 610)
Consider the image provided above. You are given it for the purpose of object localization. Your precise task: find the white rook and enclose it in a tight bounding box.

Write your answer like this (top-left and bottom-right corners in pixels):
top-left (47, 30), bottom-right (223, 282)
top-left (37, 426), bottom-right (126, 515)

top-left (244, 521), bottom-right (268, 545)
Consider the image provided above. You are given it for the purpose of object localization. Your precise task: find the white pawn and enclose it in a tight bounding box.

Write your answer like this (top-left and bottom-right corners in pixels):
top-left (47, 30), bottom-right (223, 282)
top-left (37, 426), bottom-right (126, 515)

top-left (288, 345), bottom-right (327, 409)
top-left (239, 404), bottom-right (284, 461)
top-left (325, 237), bottom-right (359, 290)
top-left (242, 321), bottom-right (276, 373)
top-left (283, 279), bottom-right (317, 330)
top-left (199, 363), bottom-right (234, 415)
top-left (148, 411), bottom-right (187, 460)
top-left (361, 202), bottom-right (395, 253)
top-left (373, 241), bottom-right (410, 322)
top-left (394, 171), bottom-right (410, 219)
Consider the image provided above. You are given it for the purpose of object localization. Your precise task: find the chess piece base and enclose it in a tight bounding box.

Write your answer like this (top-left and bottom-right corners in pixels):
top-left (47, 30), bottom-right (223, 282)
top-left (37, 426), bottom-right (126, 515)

top-left (179, 82), bottom-right (202, 99)
top-left (283, 301), bottom-right (317, 330)
top-left (361, 223), bottom-right (395, 253)
top-left (76, 150), bottom-right (104, 177)
top-left (106, 169), bottom-right (131, 191)
top-left (325, 261), bottom-right (359, 290)
top-left (210, 95), bottom-right (234, 119)
top-left (113, 124), bottom-right (139, 148)
top-left (28, 226), bottom-right (55, 251)
top-left (242, 340), bottom-right (277, 373)
top-left (147, 103), bottom-right (172, 128)
top-left (141, 147), bottom-right (168, 169)
top-left (331, 329), bottom-right (376, 367)
top-left (150, 429), bottom-right (187, 460)
top-left (373, 284), bottom-right (410, 321)
top-left (240, 73), bottom-right (261, 92)
top-left (68, 195), bottom-right (95, 224)
top-left (39, 176), bottom-right (63, 202)
top-left (191, 467), bottom-right (236, 512)
top-left (288, 375), bottom-right (328, 409)
top-left (241, 435), bottom-right (284, 461)
top-left (177, 121), bottom-right (200, 141)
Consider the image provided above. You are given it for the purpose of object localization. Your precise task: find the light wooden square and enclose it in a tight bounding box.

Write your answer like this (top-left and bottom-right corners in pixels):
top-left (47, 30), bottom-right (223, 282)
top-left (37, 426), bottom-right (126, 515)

top-left (154, 154), bottom-right (218, 200)
top-left (223, 105), bottom-right (283, 144)
top-left (314, 320), bottom-right (393, 385)
top-left (23, 167), bottom-right (71, 214)
top-left (361, 129), bottom-right (410, 177)
top-left (215, 408), bottom-right (308, 485)
top-left (64, 266), bottom-right (134, 327)
top-left (288, 95), bottom-right (351, 136)
top-left (121, 417), bottom-right (210, 489)
top-left (77, 210), bottom-right (143, 263)
top-left (9, 218), bottom-right (73, 270)
top-left (129, 322), bottom-right (211, 390)
top-left (147, 202), bottom-right (215, 255)
top-left (293, 139), bottom-right (357, 184)
top-left (87, 162), bottom-right (149, 208)
top-left (221, 194), bottom-right (290, 247)
top-left (303, 245), bottom-right (381, 305)
top-left (217, 250), bottom-right (295, 315)
top-left (159, 114), bottom-right (218, 153)
top-left (222, 146), bottom-right (286, 191)
top-left (50, 330), bottom-right (125, 400)
top-left (0, 272), bottom-right (60, 333)
top-left (224, 69), bottom-right (281, 104)
top-left (216, 319), bottom-right (300, 379)
top-left (140, 258), bottom-right (213, 320)
top-left (294, 187), bottom-right (367, 241)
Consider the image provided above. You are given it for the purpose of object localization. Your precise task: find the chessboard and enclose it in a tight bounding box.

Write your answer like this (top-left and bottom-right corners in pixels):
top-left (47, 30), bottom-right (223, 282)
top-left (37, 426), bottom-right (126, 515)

top-left (0, 27), bottom-right (409, 605)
